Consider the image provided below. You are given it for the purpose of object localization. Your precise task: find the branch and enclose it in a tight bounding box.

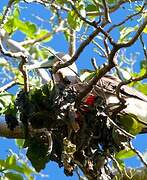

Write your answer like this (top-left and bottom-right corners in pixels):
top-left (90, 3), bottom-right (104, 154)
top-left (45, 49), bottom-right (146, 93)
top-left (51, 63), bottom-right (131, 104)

top-left (86, 0), bottom-right (142, 16)
top-left (68, 29), bottom-right (76, 56)
top-left (20, 19), bottom-right (65, 46)
top-left (20, 32), bottom-right (51, 46)
top-left (0, 40), bottom-right (27, 59)
top-left (116, 72), bottom-right (147, 102)
top-left (19, 57), bottom-right (29, 92)
top-left (129, 141), bottom-right (147, 168)
top-left (140, 35), bottom-right (147, 62)
top-left (0, 121), bottom-right (24, 139)
top-left (102, 0), bottom-right (111, 23)
top-left (0, 0), bottom-right (15, 29)
top-left (0, 80), bottom-right (18, 93)
top-left (0, 31), bottom-right (51, 83)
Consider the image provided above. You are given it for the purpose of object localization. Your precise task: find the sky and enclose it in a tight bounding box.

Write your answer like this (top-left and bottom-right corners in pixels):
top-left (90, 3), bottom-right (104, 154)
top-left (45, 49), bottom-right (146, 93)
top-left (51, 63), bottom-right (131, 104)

top-left (0, 0), bottom-right (147, 179)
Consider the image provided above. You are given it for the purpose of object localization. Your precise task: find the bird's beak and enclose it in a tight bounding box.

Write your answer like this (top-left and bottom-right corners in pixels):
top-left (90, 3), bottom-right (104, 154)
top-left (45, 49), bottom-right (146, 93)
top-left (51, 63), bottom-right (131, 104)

top-left (26, 59), bottom-right (55, 70)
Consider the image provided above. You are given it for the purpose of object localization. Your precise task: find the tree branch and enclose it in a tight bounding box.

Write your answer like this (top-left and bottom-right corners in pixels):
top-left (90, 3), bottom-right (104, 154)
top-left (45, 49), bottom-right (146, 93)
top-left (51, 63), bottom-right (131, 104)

top-left (0, 80), bottom-right (18, 93)
top-left (0, 40), bottom-right (27, 59)
top-left (0, 0), bottom-right (15, 29)
top-left (140, 35), bottom-right (147, 63)
top-left (20, 32), bottom-right (52, 46)
top-left (102, 0), bottom-right (111, 23)
top-left (86, 0), bottom-right (143, 16)
top-left (129, 141), bottom-right (147, 168)
top-left (0, 120), bottom-right (24, 139)
top-left (68, 29), bottom-right (76, 56)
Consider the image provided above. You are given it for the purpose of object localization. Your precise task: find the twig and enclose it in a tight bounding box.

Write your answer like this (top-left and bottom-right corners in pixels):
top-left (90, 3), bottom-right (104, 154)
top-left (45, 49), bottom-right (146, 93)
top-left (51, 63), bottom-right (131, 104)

top-left (86, 0), bottom-right (142, 16)
top-left (0, 80), bottom-right (18, 93)
top-left (107, 117), bottom-right (134, 138)
top-left (91, 58), bottom-right (98, 70)
top-left (0, 39), bottom-right (29, 92)
top-left (103, 38), bottom-right (110, 57)
top-left (20, 32), bottom-right (52, 46)
top-left (128, 141), bottom-right (147, 168)
top-left (20, 18), bottom-right (65, 46)
top-left (0, 0), bottom-right (15, 29)
top-left (102, 0), bottom-right (111, 23)
top-left (109, 155), bottom-right (123, 176)
top-left (140, 35), bottom-right (147, 66)
top-left (99, 28), bottom-right (116, 46)
top-left (0, 121), bottom-right (24, 139)
top-left (69, 29), bottom-right (76, 57)
top-left (19, 58), bottom-right (29, 92)
top-left (92, 40), bottom-right (108, 58)
top-left (50, 2), bottom-right (70, 12)
top-left (31, 0), bottom-right (70, 12)
top-left (0, 41), bottom-right (27, 59)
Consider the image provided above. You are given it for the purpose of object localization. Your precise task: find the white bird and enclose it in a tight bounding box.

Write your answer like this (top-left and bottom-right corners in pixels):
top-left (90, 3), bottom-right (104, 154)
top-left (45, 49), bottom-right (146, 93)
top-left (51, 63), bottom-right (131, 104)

top-left (27, 52), bottom-right (79, 85)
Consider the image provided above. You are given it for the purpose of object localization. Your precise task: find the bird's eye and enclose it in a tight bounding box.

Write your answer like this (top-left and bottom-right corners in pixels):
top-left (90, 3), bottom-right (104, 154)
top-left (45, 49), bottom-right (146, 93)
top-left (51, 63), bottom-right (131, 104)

top-left (48, 55), bottom-right (55, 61)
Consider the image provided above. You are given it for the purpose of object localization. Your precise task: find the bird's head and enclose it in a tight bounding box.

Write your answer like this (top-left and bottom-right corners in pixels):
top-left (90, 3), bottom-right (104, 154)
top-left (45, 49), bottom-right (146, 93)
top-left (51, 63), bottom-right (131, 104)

top-left (27, 52), bottom-right (78, 84)
top-left (27, 52), bottom-right (67, 70)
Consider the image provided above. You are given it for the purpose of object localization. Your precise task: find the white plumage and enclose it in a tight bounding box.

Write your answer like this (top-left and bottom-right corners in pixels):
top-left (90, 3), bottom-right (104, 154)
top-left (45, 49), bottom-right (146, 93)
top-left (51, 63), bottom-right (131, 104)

top-left (27, 52), bottom-right (78, 84)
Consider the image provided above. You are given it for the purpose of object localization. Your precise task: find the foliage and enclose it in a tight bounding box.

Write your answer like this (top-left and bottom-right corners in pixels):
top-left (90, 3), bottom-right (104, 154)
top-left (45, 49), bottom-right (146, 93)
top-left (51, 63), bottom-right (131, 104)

top-left (0, 0), bottom-right (147, 179)
top-left (0, 151), bottom-right (36, 180)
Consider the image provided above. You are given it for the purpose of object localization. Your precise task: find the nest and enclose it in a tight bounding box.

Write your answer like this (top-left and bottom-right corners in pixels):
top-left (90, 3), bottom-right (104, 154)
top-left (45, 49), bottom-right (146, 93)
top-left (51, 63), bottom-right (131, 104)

top-left (5, 83), bottom-right (133, 180)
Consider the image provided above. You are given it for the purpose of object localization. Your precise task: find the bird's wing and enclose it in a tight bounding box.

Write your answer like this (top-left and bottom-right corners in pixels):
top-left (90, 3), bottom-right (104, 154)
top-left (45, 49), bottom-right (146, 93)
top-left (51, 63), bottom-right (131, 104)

top-left (97, 75), bottom-right (147, 102)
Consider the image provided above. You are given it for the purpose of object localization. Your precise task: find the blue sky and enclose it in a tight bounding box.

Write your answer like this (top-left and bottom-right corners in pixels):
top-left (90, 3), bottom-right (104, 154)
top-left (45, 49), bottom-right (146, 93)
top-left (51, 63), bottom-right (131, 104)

top-left (0, 0), bottom-right (147, 179)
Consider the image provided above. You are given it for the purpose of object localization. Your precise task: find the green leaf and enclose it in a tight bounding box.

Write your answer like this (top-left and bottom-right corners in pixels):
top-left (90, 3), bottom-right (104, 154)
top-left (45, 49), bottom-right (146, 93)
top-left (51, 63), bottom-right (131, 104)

top-left (5, 155), bottom-right (16, 168)
top-left (4, 16), bottom-right (15, 33)
top-left (67, 10), bottom-right (82, 31)
top-left (85, 4), bottom-right (98, 12)
top-left (14, 19), bottom-right (37, 37)
top-left (21, 163), bottom-right (35, 177)
top-left (143, 26), bottom-right (147, 33)
top-left (13, 5), bottom-right (20, 19)
top-left (118, 113), bottom-right (143, 135)
top-left (140, 60), bottom-right (147, 69)
top-left (136, 83), bottom-right (147, 95)
top-left (108, 0), bottom-right (116, 3)
top-left (67, 1), bottom-right (86, 31)
top-left (0, 92), bottom-right (14, 115)
top-left (116, 149), bottom-right (136, 159)
top-left (119, 26), bottom-right (138, 43)
top-left (15, 139), bottom-right (25, 149)
top-left (5, 172), bottom-right (23, 180)
top-left (80, 71), bottom-right (96, 82)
